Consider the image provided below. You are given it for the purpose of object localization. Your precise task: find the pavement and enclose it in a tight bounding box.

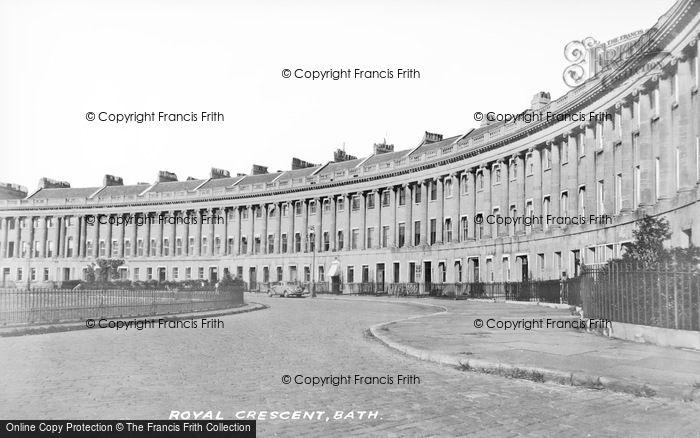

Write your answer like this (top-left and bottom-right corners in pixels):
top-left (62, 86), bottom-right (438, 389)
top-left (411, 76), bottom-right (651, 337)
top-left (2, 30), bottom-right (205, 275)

top-left (353, 295), bottom-right (700, 403)
top-left (0, 302), bottom-right (267, 337)
top-left (2, 293), bottom-right (700, 436)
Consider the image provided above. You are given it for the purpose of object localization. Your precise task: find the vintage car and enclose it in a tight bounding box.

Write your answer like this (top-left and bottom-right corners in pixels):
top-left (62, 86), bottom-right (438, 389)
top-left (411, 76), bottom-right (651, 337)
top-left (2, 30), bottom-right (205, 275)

top-left (267, 281), bottom-right (306, 298)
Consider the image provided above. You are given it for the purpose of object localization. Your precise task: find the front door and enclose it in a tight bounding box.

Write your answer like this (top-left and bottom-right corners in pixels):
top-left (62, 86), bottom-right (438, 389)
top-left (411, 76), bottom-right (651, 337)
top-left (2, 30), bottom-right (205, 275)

top-left (424, 261), bottom-right (432, 292)
top-left (248, 267), bottom-right (256, 290)
top-left (158, 268), bottom-right (166, 282)
top-left (520, 256), bottom-right (529, 282)
top-left (376, 263), bottom-right (385, 292)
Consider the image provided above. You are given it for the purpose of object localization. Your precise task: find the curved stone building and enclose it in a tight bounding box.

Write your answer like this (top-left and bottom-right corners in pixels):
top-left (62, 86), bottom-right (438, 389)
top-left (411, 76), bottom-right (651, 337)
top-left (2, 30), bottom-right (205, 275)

top-left (1, 0), bottom-right (699, 292)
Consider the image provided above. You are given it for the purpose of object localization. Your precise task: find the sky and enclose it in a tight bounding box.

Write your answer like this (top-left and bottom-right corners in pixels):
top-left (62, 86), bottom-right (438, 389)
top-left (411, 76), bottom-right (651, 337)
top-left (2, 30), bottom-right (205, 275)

top-left (0, 0), bottom-right (675, 190)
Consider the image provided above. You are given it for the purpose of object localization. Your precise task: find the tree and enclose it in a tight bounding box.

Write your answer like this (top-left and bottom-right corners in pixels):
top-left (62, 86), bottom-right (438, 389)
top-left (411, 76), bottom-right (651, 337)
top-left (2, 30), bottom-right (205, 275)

top-left (619, 214), bottom-right (699, 268)
top-left (85, 264), bottom-right (96, 283)
top-left (95, 258), bottom-right (125, 282)
top-left (621, 214), bottom-right (671, 266)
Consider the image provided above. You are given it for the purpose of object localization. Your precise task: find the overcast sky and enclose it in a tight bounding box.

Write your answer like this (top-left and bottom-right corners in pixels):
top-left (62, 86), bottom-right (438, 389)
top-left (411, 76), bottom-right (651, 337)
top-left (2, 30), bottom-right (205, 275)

top-left (0, 0), bottom-right (673, 190)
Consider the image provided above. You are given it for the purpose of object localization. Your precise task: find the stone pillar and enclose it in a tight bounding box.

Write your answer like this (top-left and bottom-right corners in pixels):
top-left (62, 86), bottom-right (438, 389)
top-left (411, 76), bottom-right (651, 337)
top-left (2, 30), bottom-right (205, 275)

top-left (452, 173), bottom-right (461, 242)
top-left (405, 184), bottom-right (414, 245)
top-left (288, 202), bottom-right (296, 253)
top-left (390, 186), bottom-right (397, 247)
top-left (104, 214), bottom-right (113, 257)
top-left (15, 216), bottom-right (22, 258)
top-left (436, 176), bottom-right (444, 244)
top-left (130, 213), bottom-right (138, 257)
top-left (330, 197), bottom-right (337, 251)
top-left (314, 198), bottom-right (322, 252)
top-left (208, 208), bottom-right (216, 256)
top-left (195, 209), bottom-right (203, 256)
top-left (301, 200), bottom-right (309, 252)
top-left (40, 216), bottom-right (49, 257)
top-left (638, 82), bottom-right (655, 206)
top-left (678, 44), bottom-right (698, 190)
top-left (657, 70), bottom-right (675, 199)
top-left (375, 191), bottom-right (382, 248)
top-left (359, 193), bottom-right (366, 250)
top-left (481, 165), bottom-right (492, 238)
top-left (144, 212), bottom-right (152, 257)
top-left (0, 217), bottom-right (8, 258)
top-left (421, 180), bottom-right (429, 245)
top-left (92, 215), bottom-right (100, 258)
top-left (345, 194), bottom-right (352, 251)
top-left (117, 213), bottom-right (125, 258)
top-left (234, 206), bottom-right (241, 255)
top-left (27, 216), bottom-right (35, 258)
top-left (259, 205), bottom-right (266, 254)
top-left (170, 210), bottom-right (177, 256)
top-left (275, 202), bottom-right (282, 253)
top-left (531, 146), bottom-right (542, 231)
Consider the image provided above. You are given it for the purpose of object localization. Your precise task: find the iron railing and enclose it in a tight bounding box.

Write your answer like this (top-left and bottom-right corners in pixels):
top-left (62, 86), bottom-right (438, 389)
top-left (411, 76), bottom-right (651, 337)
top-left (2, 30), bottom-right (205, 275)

top-left (0, 288), bottom-right (244, 327)
top-left (579, 263), bottom-right (700, 331)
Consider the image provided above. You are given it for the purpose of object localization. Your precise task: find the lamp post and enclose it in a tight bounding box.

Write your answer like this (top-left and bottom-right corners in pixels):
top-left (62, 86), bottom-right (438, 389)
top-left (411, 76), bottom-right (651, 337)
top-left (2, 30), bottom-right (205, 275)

top-left (309, 225), bottom-right (316, 298)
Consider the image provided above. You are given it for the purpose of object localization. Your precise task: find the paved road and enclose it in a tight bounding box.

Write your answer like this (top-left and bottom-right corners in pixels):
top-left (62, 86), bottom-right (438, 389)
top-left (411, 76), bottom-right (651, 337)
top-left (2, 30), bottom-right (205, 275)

top-left (1, 295), bottom-right (699, 437)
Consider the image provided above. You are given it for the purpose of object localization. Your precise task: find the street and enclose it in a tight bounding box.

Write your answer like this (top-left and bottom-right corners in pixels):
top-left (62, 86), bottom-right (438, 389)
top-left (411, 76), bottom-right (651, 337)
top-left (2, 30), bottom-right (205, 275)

top-left (0, 295), bottom-right (699, 437)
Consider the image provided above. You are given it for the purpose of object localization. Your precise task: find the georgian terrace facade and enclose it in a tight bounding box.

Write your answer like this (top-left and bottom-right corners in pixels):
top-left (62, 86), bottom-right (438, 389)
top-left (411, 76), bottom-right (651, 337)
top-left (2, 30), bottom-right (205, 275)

top-left (1, 0), bottom-right (699, 290)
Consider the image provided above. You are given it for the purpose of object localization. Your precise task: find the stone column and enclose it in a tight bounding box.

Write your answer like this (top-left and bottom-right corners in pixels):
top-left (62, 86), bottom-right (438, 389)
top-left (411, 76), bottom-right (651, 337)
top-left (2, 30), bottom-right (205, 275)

top-left (275, 202), bottom-right (282, 253)
top-left (301, 200), bottom-right (309, 252)
top-left (359, 193), bottom-right (366, 250)
top-left (0, 217), bottom-right (8, 258)
top-left (330, 197), bottom-right (337, 251)
top-left (170, 210), bottom-right (177, 256)
top-left (316, 199), bottom-right (323, 251)
top-left (74, 215), bottom-right (82, 259)
top-left (345, 194), bottom-right (352, 251)
top-left (390, 186), bottom-right (397, 247)
top-left (657, 70), bottom-right (675, 200)
top-left (258, 204), bottom-right (267, 254)
top-left (481, 165), bottom-right (492, 238)
top-left (466, 169), bottom-right (476, 239)
top-left (130, 213), bottom-right (138, 257)
top-left (27, 216), bottom-right (35, 258)
top-left (678, 44), bottom-right (698, 190)
top-left (421, 180), bottom-right (429, 245)
top-left (40, 216), bottom-right (49, 257)
top-left (153, 211), bottom-right (163, 257)
top-left (452, 173), bottom-right (461, 242)
top-left (288, 202), bottom-right (296, 253)
top-left (405, 184), bottom-right (413, 246)
top-left (234, 206), bottom-right (241, 255)
top-left (15, 216), bottom-right (22, 258)
top-left (117, 213), bottom-right (126, 258)
top-left (208, 208), bottom-right (216, 256)
top-left (104, 214), bottom-right (113, 257)
top-left (195, 209), bottom-right (203, 256)
top-left (92, 215), bottom-right (101, 258)
top-left (550, 139), bottom-right (562, 226)
top-left (375, 191), bottom-right (382, 248)
top-left (436, 176), bottom-right (444, 244)
top-left (531, 146), bottom-right (542, 231)
top-left (144, 212), bottom-right (152, 257)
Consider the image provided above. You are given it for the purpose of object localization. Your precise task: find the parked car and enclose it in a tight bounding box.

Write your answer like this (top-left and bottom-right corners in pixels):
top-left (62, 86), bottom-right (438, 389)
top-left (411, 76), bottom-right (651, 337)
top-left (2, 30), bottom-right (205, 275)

top-left (268, 281), bottom-right (306, 298)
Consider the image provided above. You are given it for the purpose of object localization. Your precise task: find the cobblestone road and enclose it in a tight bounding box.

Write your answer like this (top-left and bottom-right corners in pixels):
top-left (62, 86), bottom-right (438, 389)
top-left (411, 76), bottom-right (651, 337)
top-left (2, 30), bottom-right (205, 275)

top-left (1, 295), bottom-right (699, 437)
